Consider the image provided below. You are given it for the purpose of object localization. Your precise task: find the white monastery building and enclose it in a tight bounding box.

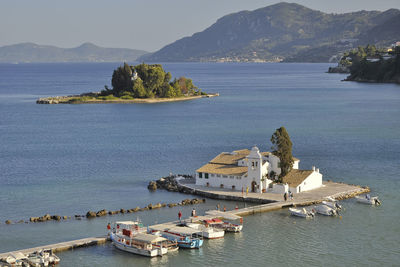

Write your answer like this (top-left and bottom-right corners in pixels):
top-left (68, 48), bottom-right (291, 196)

top-left (196, 146), bottom-right (322, 193)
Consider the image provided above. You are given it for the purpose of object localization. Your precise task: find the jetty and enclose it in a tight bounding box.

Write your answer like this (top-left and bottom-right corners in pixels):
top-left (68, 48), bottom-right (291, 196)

top-left (0, 237), bottom-right (107, 262)
top-left (0, 179), bottom-right (369, 262)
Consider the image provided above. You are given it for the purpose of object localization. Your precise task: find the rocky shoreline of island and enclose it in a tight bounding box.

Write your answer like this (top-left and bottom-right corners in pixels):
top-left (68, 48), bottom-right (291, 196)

top-left (36, 92), bottom-right (219, 104)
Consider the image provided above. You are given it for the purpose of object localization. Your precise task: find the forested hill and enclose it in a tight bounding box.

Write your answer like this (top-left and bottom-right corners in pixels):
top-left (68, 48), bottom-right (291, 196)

top-left (0, 42), bottom-right (148, 63)
top-left (140, 2), bottom-right (400, 63)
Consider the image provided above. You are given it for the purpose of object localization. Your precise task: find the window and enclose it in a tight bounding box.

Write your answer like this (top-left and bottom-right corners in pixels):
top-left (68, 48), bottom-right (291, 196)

top-left (211, 174), bottom-right (214, 177)
top-left (256, 162), bottom-right (258, 167)
top-left (236, 176), bottom-right (241, 179)
top-left (223, 175), bottom-right (228, 178)
top-left (199, 172), bottom-right (202, 178)
top-left (252, 162), bottom-right (255, 167)
top-left (217, 174), bottom-right (221, 177)
top-left (205, 173), bottom-right (209, 179)
top-left (229, 176), bottom-right (234, 179)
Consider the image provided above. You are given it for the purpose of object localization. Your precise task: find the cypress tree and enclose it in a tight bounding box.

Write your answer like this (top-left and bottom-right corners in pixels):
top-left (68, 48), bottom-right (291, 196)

top-left (270, 126), bottom-right (294, 181)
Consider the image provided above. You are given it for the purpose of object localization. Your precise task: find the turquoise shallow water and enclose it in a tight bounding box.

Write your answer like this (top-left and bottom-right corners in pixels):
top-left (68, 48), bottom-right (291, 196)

top-left (0, 62), bottom-right (399, 266)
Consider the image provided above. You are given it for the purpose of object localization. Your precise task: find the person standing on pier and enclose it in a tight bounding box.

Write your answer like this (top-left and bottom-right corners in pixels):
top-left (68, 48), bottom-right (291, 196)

top-left (178, 210), bottom-right (182, 222)
top-left (246, 186), bottom-right (249, 196)
top-left (223, 206), bottom-right (226, 212)
top-left (191, 208), bottom-right (196, 217)
top-left (284, 192), bottom-right (287, 201)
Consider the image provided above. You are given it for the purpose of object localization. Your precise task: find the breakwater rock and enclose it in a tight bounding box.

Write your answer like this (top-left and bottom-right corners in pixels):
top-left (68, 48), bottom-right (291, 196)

top-left (148, 174), bottom-right (195, 194)
top-left (5, 197), bottom-right (205, 225)
top-left (328, 66), bottom-right (350, 73)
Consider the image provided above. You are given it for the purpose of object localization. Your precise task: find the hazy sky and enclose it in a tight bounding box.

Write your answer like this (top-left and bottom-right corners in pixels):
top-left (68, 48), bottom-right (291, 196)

top-left (1, 0), bottom-right (399, 52)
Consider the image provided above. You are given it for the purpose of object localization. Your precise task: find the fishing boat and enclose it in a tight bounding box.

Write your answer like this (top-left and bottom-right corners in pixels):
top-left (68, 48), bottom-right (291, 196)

top-left (315, 204), bottom-right (337, 216)
top-left (149, 225), bottom-right (203, 249)
top-left (184, 222), bottom-right (225, 239)
top-left (355, 195), bottom-right (381, 205)
top-left (27, 251), bottom-right (49, 267)
top-left (289, 207), bottom-right (315, 218)
top-left (1, 252), bottom-right (28, 266)
top-left (110, 221), bottom-right (168, 257)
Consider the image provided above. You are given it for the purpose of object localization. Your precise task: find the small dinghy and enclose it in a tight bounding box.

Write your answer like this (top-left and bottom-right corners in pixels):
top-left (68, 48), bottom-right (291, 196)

top-left (315, 204), bottom-right (337, 216)
top-left (322, 200), bottom-right (342, 211)
top-left (356, 195), bottom-right (381, 205)
top-left (289, 208), bottom-right (315, 218)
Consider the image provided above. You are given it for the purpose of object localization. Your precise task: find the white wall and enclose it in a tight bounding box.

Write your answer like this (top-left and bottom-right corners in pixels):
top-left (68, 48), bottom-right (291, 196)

top-left (196, 172), bottom-right (251, 191)
top-left (269, 183), bottom-right (289, 194)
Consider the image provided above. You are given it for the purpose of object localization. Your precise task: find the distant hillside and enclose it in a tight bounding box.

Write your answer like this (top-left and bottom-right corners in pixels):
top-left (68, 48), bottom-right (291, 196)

top-left (0, 42), bottom-right (149, 63)
top-left (140, 2), bottom-right (400, 63)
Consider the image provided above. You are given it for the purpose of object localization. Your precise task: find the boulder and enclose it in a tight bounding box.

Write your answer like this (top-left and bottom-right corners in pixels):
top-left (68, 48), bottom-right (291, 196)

top-left (168, 203), bottom-right (178, 208)
top-left (147, 204), bottom-right (153, 210)
top-left (51, 215), bottom-right (61, 221)
top-left (96, 210), bottom-right (108, 217)
top-left (181, 199), bottom-right (191, 205)
top-left (140, 207), bottom-right (149, 211)
top-left (120, 209), bottom-right (126, 214)
top-left (86, 211), bottom-right (97, 218)
top-left (147, 181), bottom-right (157, 191)
top-left (5, 220), bottom-right (12, 225)
top-left (152, 203), bottom-right (162, 209)
top-left (63, 216), bottom-right (68, 220)
top-left (17, 220), bottom-right (24, 223)
top-left (133, 207), bottom-right (140, 212)
top-left (161, 203), bottom-right (167, 207)
top-left (30, 217), bottom-right (39, 222)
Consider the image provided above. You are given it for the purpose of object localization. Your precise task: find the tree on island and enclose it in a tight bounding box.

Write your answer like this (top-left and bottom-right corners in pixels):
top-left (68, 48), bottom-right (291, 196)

top-left (270, 126), bottom-right (294, 182)
top-left (108, 62), bottom-right (203, 99)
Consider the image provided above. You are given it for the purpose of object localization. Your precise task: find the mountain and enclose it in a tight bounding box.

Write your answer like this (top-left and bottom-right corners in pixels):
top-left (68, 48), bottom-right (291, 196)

top-left (140, 2), bottom-right (400, 62)
top-left (0, 42), bottom-right (149, 63)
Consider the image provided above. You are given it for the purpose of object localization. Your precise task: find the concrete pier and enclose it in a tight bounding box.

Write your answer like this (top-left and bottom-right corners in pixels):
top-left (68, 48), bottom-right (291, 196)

top-left (0, 237), bottom-right (108, 262)
top-left (0, 180), bottom-right (369, 262)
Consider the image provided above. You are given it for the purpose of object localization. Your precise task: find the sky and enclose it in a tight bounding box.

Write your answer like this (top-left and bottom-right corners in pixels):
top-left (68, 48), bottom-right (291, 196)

top-left (1, 0), bottom-right (399, 52)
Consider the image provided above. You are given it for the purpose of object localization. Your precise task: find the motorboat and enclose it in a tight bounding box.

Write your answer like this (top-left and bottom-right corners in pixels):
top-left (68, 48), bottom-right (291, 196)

top-left (321, 200), bottom-right (342, 210)
top-left (1, 252), bottom-right (28, 266)
top-left (149, 225), bottom-right (203, 249)
top-left (27, 251), bottom-right (49, 267)
top-left (184, 222), bottom-right (225, 239)
top-left (204, 218), bottom-right (243, 233)
top-left (315, 204), bottom-right (337, 216)
top-left (204, 210), bottom-right (244, 232)
top-left (355, 195), bottom-right (381, 205)
top-left (289, 207), bottom-right (315, 218)
top-left (110, 221), bottom-right (168, 257)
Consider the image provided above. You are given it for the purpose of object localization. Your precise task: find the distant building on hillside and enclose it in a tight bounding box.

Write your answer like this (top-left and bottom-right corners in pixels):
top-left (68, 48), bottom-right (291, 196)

top-left (195, 146), bottom-right (322, 194)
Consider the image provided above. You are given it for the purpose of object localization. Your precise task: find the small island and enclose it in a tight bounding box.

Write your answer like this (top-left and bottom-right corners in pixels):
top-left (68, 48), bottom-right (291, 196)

top-left (37, 63), bottom-right (218, 104)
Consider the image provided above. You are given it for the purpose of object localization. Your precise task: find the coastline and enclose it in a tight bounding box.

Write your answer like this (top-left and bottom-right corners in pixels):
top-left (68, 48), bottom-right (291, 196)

top-left (36, 93), bottom-right (219, 104)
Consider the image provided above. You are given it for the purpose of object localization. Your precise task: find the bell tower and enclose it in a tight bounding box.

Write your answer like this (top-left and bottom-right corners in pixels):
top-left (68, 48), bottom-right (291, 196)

top-left (247, 146), bottom-right (262, 192)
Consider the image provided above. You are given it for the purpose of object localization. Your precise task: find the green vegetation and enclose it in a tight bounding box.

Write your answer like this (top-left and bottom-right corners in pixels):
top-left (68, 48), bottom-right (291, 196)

top-left (346, 46), bottom-right (400, 83)
top-left (339, 45), bottom-right (385, 67)
top-left (270, 127), bottom-right (294, 181)
top-left (108, 63), bottom-right (202, 99)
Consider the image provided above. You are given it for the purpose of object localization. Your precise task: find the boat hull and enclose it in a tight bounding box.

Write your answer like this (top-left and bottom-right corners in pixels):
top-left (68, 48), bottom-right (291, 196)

top-left (111, 234), bottom-right (167, 257)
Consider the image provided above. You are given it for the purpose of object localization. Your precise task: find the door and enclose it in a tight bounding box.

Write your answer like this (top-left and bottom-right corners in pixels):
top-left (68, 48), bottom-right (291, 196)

top-left (251, 181), bottom-right (257, 192)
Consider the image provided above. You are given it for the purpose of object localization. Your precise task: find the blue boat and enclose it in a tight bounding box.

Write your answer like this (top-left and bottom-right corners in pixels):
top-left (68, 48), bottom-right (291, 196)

top-left (149, 225), bottom-right (203, 249)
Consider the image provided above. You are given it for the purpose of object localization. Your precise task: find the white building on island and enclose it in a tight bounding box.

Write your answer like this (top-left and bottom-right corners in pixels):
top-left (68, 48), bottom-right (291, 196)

top-left (195, 146), bottom-right (322, 193)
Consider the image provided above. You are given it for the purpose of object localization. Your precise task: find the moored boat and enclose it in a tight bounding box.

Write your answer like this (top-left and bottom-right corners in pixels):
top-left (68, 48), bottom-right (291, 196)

top-left (355, 195), bottom-right (381, 205)
top-left (184, 222), bottom-right (225, 239)
top-left (110, 232), bottom-right (168, 257)
top-left (110, 221), bottom-right (168, 257)
top-left (315, 204), bottom-right (337, 216)
top-left (289, 207), bottom-right (315, 218)
top-left (149, 225), bottom-right (203, 249)
top-left (322, 200), bottom-right (342, 210)
top-left (203, 218), bottom-right (243, 233)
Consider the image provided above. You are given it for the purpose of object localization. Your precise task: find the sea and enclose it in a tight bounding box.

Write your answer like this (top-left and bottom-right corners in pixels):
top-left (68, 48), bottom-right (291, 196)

top-left (0, 62), bottom-right (399, 266)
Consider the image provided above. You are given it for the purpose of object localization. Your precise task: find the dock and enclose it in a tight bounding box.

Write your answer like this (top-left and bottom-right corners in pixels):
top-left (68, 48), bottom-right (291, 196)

top-left (0, 237), bottom-right (108, 262)
top-left (0, 180), bottom-right (369, 262)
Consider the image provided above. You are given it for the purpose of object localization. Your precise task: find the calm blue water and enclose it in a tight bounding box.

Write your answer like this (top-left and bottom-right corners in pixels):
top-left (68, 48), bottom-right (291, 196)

top-left (0, 63), bottom-right (399, 266)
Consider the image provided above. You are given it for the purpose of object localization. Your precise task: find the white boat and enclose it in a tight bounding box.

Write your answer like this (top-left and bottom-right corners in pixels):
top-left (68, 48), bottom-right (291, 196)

top-left (204, 210), bottom-right (244, 232)
top-left (149, 225), bottom-right (203, 249)
top-left (315, 204), bottom-right (337, 216)
top-left (111, 232), bottom-right (168, 257)
top-left (110, 221), bottom-right (168, 257)
top-left (202, 218), bottom-right (243, 233)
top-left (2, 252), bottom-right (27, 266)
top-left (40, 249), bottom-right (60, 265)
top-left (356, 195), bottom-right (381, 205)
top-left (289, 207), bottom-right (315, 218)
top-left (27, 251), bottom-right (49, 267)
top-left (322, 200), bottom-right (342, 210)
top-left (184, 222), bottom-right (225, 239)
